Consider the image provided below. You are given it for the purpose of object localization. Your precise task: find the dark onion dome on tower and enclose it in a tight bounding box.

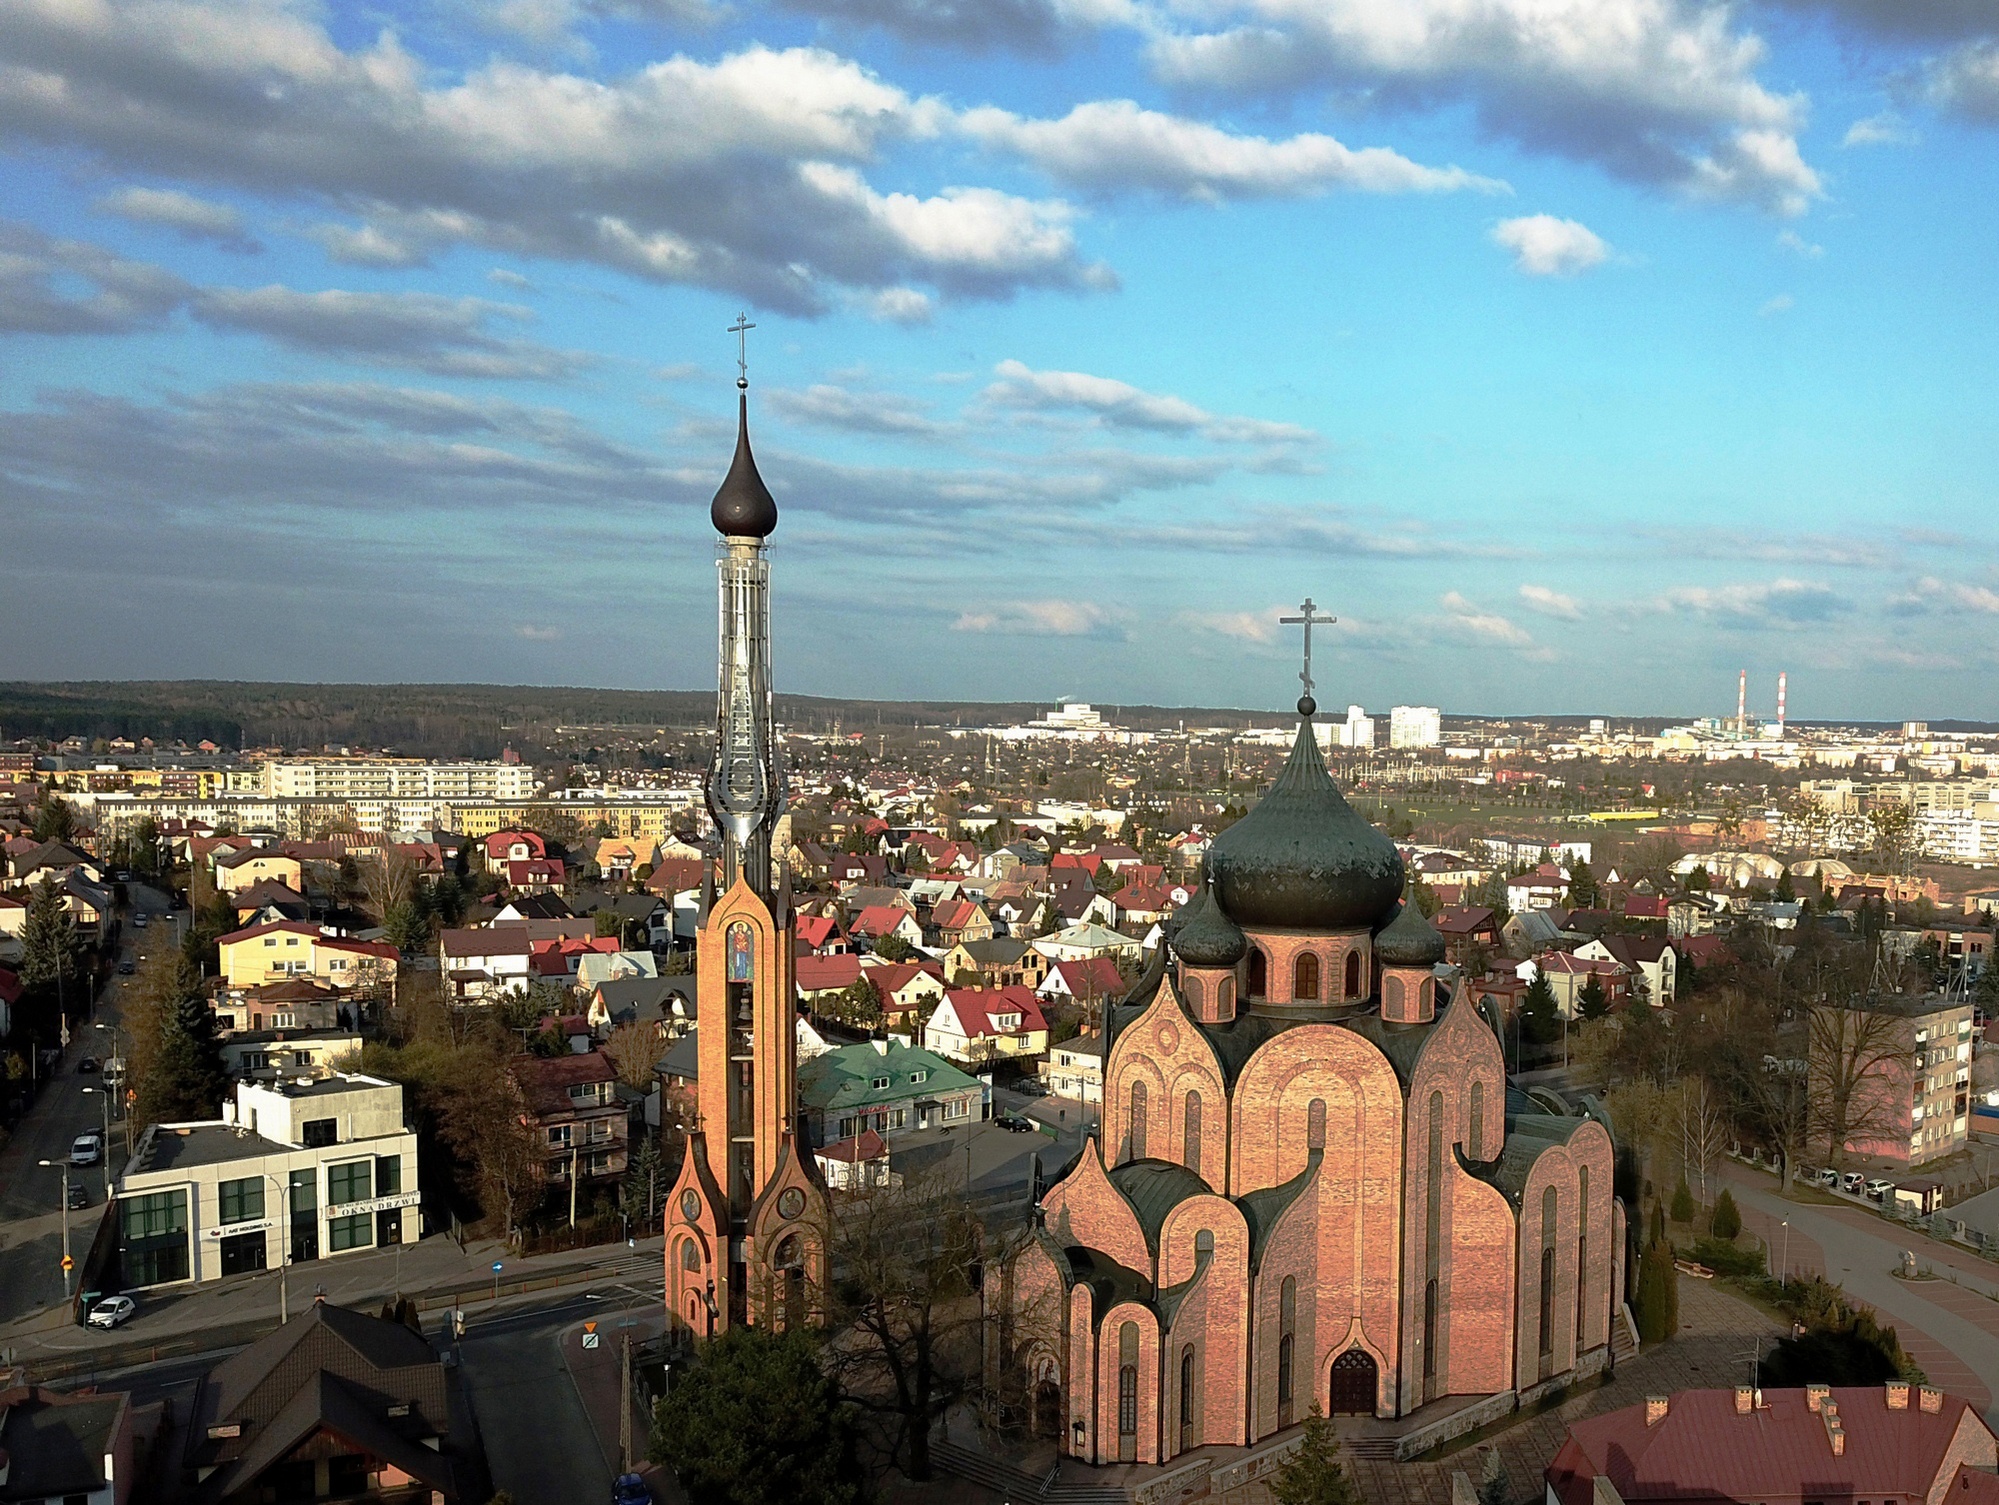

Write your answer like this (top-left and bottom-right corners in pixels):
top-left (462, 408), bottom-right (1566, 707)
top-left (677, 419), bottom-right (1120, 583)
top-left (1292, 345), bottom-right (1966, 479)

top-left (1374, 891), bottom-right (1446, 968)
top-left (1171, 875), bottom-right (1248, 968)
top-left (1207, 715), bottom-right (1405, 932)
top-left (710, 387), bottom-right (778, 538)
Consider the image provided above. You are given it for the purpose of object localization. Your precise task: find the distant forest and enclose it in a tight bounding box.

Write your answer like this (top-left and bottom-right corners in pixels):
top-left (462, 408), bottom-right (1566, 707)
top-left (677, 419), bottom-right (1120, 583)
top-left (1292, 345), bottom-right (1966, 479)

top-left (0, 682), bottom-right (1963, 761)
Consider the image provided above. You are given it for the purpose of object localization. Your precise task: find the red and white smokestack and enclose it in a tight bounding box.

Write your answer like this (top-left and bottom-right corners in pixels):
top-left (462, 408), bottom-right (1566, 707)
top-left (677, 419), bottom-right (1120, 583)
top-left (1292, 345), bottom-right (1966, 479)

top-left (1737, 669), bottom-right (1747, 735)
top-left (1777, 672), bottom-right (1787, 737)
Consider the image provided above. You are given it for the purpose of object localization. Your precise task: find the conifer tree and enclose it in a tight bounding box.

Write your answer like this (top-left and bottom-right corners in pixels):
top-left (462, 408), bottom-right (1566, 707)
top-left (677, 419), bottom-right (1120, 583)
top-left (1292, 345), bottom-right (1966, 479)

top-left (1712, 1187), bottom-right (1742, 1240)
top-left (1671, 1175), bottom-right (1695, 1225)
top-left (1272, 1405), bottom-right (1361, 1505)
top-left (18, 876), bottom-right (80, 999)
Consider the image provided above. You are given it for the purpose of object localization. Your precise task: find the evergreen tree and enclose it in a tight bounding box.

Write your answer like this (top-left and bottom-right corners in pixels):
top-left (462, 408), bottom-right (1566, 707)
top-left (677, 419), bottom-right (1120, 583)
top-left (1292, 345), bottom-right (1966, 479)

top-left (30, 791), bottom-right (77, 842)
top-left (1974, 959), bottom-right (1999, 1014)
top-left (17, 876), bottom-right (80, 1000)
top-left (1271, 1404), bottom-right (1361, 1505)
top-left (1648, 1198), bottom-right (1666, 1249)
top-left (155, 971), bottom-right (230, 1120)
top-left (1776, 866), bottom-right (1797, 902)
top-left (1577, 974), bottom-right (1610, 1021)
top-left (1634, 1241), bottom-right (1679, 1344)
top-left (1712, 1187), bottom-right (1742, 1241)
top-left (650, 1326), bottom-right (864, 1505)
top-left (1520, 972), bottom-right (1560, 1046)
top-left (1670, 1175), bottom-right (1695, 1225)
top-left (1566, 857), bottom-right (1599, 909)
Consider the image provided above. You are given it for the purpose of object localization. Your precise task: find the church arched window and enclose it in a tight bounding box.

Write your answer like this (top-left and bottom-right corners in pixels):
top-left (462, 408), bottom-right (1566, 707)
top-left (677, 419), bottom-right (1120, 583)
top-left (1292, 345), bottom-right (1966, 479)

top-left (1469, 1082), bottom-right (1485, 1160)
top-left (1129, 1080), bottom-right (1148, 1160)
top-left (1182, 974), bottom-right (1202, 1012)
top-left (1577, 1165), bottom-right (1590, 1346)
top-left (1307, 1098), bottom-right (1326, 1150)
top-left (1195, 1229), bottom-right (1214, 1267)
top-left (1179, 1345), bottom-right (1197, 1452)
top-left (1278, 1276), bottom-right (1297, 1425)
top-left (1219, 976), bottom-right (1235, 1017)
top-left (1293, 951), bottom-right (1320, 1001)
top-left (1183, 1091), bottom-right (1203, 1179)
top-left (1248, 948), bottom-right (1267, 999)
top-left (1118, 1323), bottom-right (1140, 1451)
top-left (1539, 1185), bottom-right (1559, 1363)
top-left (680, 1237), bottom-right (701, 1271)
top-left (1344, 949), bottom-right (1362, 998)
top-left (1385, 976), bottom-right (1404, 1014)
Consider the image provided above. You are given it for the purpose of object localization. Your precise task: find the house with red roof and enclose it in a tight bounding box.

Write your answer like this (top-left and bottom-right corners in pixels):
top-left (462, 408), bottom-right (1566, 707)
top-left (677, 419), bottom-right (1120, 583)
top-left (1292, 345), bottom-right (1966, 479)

top-left (215, 921), bottom-right (399, 991)
top-left (509, 1050), bottom-right (629, 1190)
top-left (922, 985), bottom-right (1049, 1064)
top-left (850, 904), bottom-right (924, 950)
top-left (1549, 1384), bottom-right (1997, 1505)
top-left (1624, 892), bottom-right (1670, 922)
top-left (1676, 932), bottom-right (1735, 971)
top-left (1111, 882), bottom-right (1175, 925)
top-left (1037, 957), bottom-right (1127, 1008)
top-left (482, 829), bottom-right (547, 870)
top-left (796, 953), bottom-right (865, 1004)
top-left (926, 897), bottom-right (992, 947)
top-left (1528, 951), bottom-right (1632, 1017)
top-left (857, 959), bottom-right (948, 1029)
top-left (1433, 905), bottom-right (1500, 964)
top-left (505, 857), bottom-right (566, 894)
top-left (794, 913), bottom-right (848, 955)
top-left (1051, 851), bottom-right (1104, 878)
top-left (1577, 934), bottom-right (1678, 1004)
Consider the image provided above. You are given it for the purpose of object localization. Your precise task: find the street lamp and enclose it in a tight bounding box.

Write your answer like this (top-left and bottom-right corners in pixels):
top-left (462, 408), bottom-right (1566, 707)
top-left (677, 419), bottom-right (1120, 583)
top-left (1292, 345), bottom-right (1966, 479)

top-left (80, 1087), bottom-right (113, 1197)
top-left (38, 1158), bottom-right (76, 1299)
top-left (1779, 1218), bottom-right (1790, 1283)
top-left (263, 1171), bottom-right (294, 1323)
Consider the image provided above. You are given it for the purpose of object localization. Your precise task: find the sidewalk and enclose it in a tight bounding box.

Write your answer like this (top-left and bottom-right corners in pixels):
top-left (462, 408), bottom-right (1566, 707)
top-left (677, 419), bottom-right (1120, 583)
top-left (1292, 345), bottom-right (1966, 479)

top-left (7, 1228), bottom-right (665, 1377)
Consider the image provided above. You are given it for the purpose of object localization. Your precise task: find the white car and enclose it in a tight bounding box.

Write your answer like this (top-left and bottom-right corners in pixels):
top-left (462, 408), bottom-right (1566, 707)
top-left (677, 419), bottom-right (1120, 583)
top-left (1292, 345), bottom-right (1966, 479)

top-left (71, 1132), bottom-right (103, 1166)
top-left (86, 1295), bottom-right (135, 1330)
top-left (1813, 1167), bottom-right (1840, 1188)
top-left (1840, 1171), bottom-right (1866, 1194)
top-left (1866, 1178), bottom-right (1895, 1201)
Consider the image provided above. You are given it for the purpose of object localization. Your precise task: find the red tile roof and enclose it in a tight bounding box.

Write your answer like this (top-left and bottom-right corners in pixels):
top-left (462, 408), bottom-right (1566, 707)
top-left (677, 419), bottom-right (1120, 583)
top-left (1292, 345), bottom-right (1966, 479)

top-left (943, 985), bottom-right (1046, 1039)
top-left (797, 954), bottom-right (865, 993)
top-left (851, 905), bottom-right (913, 938)
top-left (1550, 1387), bottom-right (1986, 1505)
top-left (1433, 906), bottom-right (1497, 935)
top-left (795, 915), bottom-right (843, 951)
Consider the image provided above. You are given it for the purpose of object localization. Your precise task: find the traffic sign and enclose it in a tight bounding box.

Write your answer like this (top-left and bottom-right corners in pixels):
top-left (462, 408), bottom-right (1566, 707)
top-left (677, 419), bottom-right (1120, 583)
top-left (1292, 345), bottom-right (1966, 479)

top-left (492, 1261), bottom-right (503, 1272)
top-left (582, 1331), bottom-right (600, 1349)
top-left (61, 1255), bottom-right (74, 1271)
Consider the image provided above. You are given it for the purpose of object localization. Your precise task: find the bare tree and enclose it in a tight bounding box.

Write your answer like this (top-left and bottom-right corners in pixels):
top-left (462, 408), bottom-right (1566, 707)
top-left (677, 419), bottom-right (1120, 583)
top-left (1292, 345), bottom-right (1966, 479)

top-left (1674, 1077), bottom-right (1731, 1208)
top-left (823, 1170), bottom-right (995, 1482)
top-left (1868, 804), bottom-right (1918, 881)
top-left (1808, 1001), bottom-right (1914, 1166)
top-left (359, 846), bottom-right (420, 921)
top-left (603, 1020), bottom-right (659, 1090)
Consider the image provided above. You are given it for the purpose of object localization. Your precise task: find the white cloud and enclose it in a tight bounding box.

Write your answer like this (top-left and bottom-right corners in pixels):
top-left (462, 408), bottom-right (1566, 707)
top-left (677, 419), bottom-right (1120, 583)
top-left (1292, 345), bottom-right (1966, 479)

top-left (1179, 609), bottom-right (1279, 642)
top-left (1842, 110), bottom-right (1919, 147)
top-left (1492, 215), bottom-right (1610, 276)
top-left (488, 268), bottom-right (534, 289)
top-left (951, 600), bottom-right (1121, 636)
top-left (959, 98), bottom-right (1506, 201)
top-left (1441, 591), bottom-right (1535, 646)
top-left (1518, 584), bottom-right (1582, 619)
top-left (1144, 0), bottom-right (1821, 215)
top-left (515, 623), bottom-right (563, 640)
top-left (980, 359), bottom-right (1315, 444)
top-left (856, 286), bottom-right (934, 323)
top-left (1758, 292), bottom-right (1794, 315)
top-left (767, 382), bottom-right (952, 437)
top-left (1889, 576), bottom-right (1999, 616)
top-left (1653, 577), bottom-right (1841, 625)
top-left (95, 186), bottom-right (258, 250)
top-left (1929, 41), bottom-right (1999, 121)
top-left (1776, 229), bottom-right (1823, 257)
top-left (309, 223), bottom-right (430, 268)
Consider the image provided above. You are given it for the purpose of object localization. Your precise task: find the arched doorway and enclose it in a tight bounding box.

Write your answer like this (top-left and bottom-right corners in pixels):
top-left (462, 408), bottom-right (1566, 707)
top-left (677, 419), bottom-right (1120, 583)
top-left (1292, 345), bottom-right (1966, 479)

top-left (1033, 1378), bottom-right (1062, 1438)
top-left (1248, 947), bottom-right (1267, 999)
top-left (775, 1233), bottom-right (805, 1331)
top-left (1328, 1347), bottom-right (1378, 1415)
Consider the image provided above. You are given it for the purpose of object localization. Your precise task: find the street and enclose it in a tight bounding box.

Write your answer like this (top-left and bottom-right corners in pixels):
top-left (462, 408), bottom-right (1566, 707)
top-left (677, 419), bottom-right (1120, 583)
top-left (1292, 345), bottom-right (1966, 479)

top-left (0, 882), bottom-right (174, 1325)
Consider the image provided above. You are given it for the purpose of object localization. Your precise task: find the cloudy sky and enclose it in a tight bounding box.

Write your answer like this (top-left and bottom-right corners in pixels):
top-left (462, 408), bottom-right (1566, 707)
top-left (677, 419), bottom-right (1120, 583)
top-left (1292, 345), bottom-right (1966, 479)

top-left (2, 0), bottom-right (1996, 719)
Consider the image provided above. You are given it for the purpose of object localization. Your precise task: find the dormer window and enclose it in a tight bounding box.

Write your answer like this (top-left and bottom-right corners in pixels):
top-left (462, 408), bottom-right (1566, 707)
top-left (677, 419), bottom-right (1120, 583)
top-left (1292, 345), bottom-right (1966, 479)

top-left (910, 1070), bottom-right (927, 1084)
top-left (872, 1076), bottom-right (891, 1090)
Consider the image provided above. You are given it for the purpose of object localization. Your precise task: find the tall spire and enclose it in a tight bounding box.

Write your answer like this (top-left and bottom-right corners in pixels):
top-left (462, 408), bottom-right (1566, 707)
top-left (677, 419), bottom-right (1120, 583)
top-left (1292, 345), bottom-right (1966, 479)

top-left (705, 320), bottom-right (786, 899)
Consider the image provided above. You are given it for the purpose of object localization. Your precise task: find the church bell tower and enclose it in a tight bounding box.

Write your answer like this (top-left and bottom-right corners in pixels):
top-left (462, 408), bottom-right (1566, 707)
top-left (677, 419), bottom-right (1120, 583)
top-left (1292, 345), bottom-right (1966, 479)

top-left (664, 320), bottom-right (830, 1337)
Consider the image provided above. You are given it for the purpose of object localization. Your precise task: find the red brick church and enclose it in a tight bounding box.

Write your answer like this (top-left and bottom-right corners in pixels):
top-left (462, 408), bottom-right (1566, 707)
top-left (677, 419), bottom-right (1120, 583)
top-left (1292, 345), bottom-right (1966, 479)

top-left (999, 700), bottom-right (1624, 1467)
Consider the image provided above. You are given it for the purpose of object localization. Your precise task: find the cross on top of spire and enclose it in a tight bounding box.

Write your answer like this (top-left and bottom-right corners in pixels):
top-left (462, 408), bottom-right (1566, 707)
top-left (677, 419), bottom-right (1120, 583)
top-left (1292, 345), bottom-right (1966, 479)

top-left (729, 312), bottom-right (755, 390)
top-left (1279, 597), bottom-right (1336, 717)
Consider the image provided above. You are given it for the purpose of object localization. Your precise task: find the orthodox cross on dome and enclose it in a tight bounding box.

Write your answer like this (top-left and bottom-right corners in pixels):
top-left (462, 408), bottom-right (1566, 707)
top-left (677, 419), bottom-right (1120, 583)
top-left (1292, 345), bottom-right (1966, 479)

top-left (728, 312), bottom-right (755, 388)
top-left (1279, 597), bottom-right (1336, 717)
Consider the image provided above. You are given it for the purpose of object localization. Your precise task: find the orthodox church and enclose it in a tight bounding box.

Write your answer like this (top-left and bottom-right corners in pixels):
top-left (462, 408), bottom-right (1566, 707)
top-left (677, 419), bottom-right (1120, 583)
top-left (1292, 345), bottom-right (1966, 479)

top-left (1000, 688), bottom-right (1623, 1466)
top-left (663, 350), bottom-right (832, 1337)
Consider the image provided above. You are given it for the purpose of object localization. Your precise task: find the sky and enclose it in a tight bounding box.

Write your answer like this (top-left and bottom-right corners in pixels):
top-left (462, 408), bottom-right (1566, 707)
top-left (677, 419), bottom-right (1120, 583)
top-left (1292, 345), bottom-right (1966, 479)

top-left (2, 0), bottom-right (1997, 721)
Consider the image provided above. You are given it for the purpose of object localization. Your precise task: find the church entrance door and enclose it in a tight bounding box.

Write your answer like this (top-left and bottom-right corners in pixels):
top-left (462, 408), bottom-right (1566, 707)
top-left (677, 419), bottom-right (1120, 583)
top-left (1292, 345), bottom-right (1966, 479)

top-left (1328, 1347), bottom-right (1377, 1415)
top-left (1033, 1380), bottom-right (1061, 1438)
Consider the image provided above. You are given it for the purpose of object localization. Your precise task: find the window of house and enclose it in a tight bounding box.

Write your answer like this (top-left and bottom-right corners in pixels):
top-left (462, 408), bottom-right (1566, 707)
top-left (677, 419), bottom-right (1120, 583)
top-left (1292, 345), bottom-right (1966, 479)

top-left (376, 1154), bottom-right (402, 1196)
top-left (120, 1189), bottom-right (190, 1286)
top-left (910, 1070), bottom-right (927, 1083)
top-left (264, 938), bottom-right (277, 947)
top-left (549, 1124), bottom-right (573, 1147)
top-left (328, 1212), bottom-right (373, 1252)
top-left (301, 1118), bottom-right (337, 1148)
top-left (327, 1160), bottom-right (372, 1208)
top-left (889, 1110), bottom-right (907, 1129)
top-left (218, 1177), bottom-right (264, 1225)
top-left (872, 1076), bottom-right (891, 1090)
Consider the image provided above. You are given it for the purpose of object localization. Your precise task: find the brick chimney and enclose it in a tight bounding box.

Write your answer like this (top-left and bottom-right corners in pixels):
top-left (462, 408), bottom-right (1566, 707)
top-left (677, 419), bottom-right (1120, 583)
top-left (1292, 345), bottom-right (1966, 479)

top-left (1806, 1383), bottom-right (1831, 1414)
top-left (1645, 1395), bottom-right (1669, 1427)
top-left (1885, 1381), bottom-right (1910, 1410)
top-left (1734, 1386), bottom-right (1754, 1415)
top-left (1920, 1386), bottom-right (1943, 1413)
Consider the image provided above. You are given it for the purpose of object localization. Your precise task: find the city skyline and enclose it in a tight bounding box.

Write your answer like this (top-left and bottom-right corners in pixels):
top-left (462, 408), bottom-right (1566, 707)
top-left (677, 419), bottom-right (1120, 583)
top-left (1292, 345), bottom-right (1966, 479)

top-left (2, 0), bottom-right (1997, 718)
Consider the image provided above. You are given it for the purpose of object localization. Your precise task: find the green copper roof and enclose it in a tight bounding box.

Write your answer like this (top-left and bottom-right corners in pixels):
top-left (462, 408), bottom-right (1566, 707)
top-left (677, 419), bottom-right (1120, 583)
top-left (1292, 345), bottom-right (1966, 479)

top-left (797, 1040), bottom-right (979, 1114)
top-left (1374, 895), bottom-right (1446, 967)
top-left (1172, 876), bottom-right (1248, 968)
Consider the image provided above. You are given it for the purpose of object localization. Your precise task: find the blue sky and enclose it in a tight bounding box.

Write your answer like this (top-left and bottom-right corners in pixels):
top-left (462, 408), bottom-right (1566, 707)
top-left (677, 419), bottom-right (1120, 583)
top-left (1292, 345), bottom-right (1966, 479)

top-left (2, 0), bottom-right (1997, 720)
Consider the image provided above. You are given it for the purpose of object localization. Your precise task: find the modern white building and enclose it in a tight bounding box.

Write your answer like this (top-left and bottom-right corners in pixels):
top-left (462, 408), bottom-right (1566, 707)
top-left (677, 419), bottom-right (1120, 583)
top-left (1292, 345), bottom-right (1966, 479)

top-left (1389, 705), bottom-right (1443, 749)
top-left (113, 1075), bottom-right (419, 1290)
top-left (1333, 704), bottom-right (1376, 749)
top-left (259, 758), bottom-right (537, 802)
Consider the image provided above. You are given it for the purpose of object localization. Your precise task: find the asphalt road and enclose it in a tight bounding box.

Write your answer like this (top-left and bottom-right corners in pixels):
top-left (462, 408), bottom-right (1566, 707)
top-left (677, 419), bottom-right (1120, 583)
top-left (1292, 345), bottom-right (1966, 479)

top-left (0, 883), bottom-right (175, 1324)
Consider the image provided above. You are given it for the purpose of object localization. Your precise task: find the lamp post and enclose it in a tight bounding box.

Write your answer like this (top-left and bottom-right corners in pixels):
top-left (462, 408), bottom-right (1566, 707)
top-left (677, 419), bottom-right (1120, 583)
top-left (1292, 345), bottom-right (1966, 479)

top-left (262, 1172), bottom-right (293, 1322)
top-left (1779, 1218), bottom-right (1790, 1283)
top-left (80, 1086), bottom-right (113, 1197)
top-left (39, 1159), bottom-right (75, 1299)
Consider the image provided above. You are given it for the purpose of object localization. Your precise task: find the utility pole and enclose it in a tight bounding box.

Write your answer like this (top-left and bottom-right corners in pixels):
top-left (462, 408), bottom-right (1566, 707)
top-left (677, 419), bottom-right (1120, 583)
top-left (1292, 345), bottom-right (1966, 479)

top-left (570, 1142), bottom-right (579, 1228)
top-left (619, 1332), bottom-right (634, 1473)
top-left (40, 1159), bottom-right (74, 1299)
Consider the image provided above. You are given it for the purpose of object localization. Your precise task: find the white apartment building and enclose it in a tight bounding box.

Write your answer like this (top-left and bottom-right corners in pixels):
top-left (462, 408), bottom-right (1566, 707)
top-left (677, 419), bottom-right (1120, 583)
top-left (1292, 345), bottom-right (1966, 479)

top-left (113, 1075), bottom-right (418, 1289)
top-left (1917, 810), bottom-right (1999, 865)
top-left (1389, 705), bottom-right (1443, 749)
top-left (1333, 705), bottom-right (1376, 749)
top-left (259, 759), bottom-right (537, 803)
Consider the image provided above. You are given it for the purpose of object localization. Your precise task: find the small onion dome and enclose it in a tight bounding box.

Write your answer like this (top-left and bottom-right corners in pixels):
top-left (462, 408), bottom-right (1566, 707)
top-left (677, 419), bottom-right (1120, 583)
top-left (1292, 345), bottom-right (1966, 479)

top-left (1172, 877), bottom-right (1247, 968)
top-left (1208, 716), bottom-right (1404, 932)
top-left (1375, 894), bottom-right (1446, 968)
top-left (710, 390), bottom-right (778, 538)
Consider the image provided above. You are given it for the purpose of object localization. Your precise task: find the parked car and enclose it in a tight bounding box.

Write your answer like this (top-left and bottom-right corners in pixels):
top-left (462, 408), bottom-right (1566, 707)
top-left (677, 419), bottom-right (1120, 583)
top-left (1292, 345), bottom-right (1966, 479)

top-left (1866, 1178), bottom-right (1895, 1201)
top-left (117, 960), bottom-right (135, 975)
top-left (1013, 1079), bottom-right (1050, 1098)
top-left (994, 1114), bottom-right (1036, 1133)
top-left (1840, 1171), bottom-right (1866, 1194)
top-left (77, 1056), bottom-right (98, 1074)
top-left (85, 1295), bottom-right (135, 1330)
top-left (71, 1132), bottom-right (104, 1166)
top-left (613, 1473), bottom-right (651, 1505)
top-left (1813, 1167), bottom-right (1840, 1188)
top-left (68, 1182), bottom-right (90, 1210)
